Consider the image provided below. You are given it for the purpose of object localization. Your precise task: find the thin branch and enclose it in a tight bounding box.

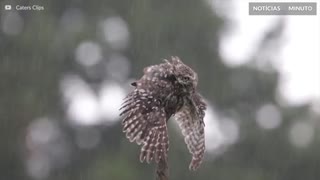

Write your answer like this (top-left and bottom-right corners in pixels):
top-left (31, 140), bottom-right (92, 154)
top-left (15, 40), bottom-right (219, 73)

top-left (155, 157), bottom-right (169, 180)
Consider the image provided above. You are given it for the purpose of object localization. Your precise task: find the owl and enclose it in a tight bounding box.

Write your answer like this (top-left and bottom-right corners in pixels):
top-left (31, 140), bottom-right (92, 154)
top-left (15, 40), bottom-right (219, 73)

top-left (120, 56), bottom-right (206, 170)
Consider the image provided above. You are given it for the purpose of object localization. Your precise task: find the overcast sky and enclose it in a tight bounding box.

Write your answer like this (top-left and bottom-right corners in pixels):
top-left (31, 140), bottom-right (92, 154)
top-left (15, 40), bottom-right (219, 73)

top-left (213, 0), bottom-right (320, 109)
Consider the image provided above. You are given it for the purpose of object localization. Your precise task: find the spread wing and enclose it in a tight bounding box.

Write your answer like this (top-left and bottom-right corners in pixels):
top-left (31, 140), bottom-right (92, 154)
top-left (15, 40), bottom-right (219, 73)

top-left (120, 88), bottom-right (169, 163)
top-left (174, 93), bottom-right (206, 170)
top-left (120, 63), bottom-right (173, 163)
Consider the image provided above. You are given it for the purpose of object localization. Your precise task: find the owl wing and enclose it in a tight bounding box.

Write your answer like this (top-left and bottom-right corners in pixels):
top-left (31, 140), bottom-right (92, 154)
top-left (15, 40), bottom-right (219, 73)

top-left (120, 88), bottom-right (169, 164)
top-left (174, 93), bottom-right (206, 170)
top-left (120, 63), bottom-right (174, 164)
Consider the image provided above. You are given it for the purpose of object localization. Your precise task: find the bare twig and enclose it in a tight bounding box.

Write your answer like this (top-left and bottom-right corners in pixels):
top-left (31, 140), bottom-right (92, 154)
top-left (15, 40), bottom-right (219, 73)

top-left (155, 157), bottom-right (169, 180)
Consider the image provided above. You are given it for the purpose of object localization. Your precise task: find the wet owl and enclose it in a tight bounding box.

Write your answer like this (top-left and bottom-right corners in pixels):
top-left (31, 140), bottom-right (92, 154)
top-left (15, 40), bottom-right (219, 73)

top-left (120, 56), bottom-right (206, 170)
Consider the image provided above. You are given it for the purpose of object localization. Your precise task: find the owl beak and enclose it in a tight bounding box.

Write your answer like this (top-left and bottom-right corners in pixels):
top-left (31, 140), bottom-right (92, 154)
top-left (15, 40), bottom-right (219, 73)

top-left (193, 81), bottom-right (198, 88)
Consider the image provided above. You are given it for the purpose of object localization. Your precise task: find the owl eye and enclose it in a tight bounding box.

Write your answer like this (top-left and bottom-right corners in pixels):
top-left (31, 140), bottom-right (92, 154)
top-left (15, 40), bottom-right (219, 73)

top-left (183, 77), bottom-right (190, 81)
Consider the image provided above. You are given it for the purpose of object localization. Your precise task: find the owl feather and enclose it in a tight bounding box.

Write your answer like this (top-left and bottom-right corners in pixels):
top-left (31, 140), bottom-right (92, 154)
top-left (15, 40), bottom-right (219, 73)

top-left (120, 56), bottom-right (207, 170)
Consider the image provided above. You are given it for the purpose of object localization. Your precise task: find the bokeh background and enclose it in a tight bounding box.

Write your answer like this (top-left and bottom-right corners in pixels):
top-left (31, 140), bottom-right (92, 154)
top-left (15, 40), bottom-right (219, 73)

top-left (1, 0), bottom-right (319, 180)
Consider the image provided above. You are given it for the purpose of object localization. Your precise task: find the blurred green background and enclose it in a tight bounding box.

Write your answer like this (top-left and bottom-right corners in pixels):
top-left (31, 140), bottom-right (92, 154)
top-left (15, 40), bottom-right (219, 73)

top-left (1, 0), bottom-right (319, 180)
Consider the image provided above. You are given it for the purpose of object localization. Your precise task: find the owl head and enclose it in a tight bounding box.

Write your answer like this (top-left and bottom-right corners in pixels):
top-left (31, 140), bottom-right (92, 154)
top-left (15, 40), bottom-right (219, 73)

top-left (166, 56), bottom-right (198, 92)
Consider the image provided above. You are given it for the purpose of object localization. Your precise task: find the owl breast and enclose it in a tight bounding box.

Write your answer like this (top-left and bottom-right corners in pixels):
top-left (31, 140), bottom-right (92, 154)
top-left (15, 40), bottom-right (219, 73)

top-left (163, 93), bottom-right (184, 119)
